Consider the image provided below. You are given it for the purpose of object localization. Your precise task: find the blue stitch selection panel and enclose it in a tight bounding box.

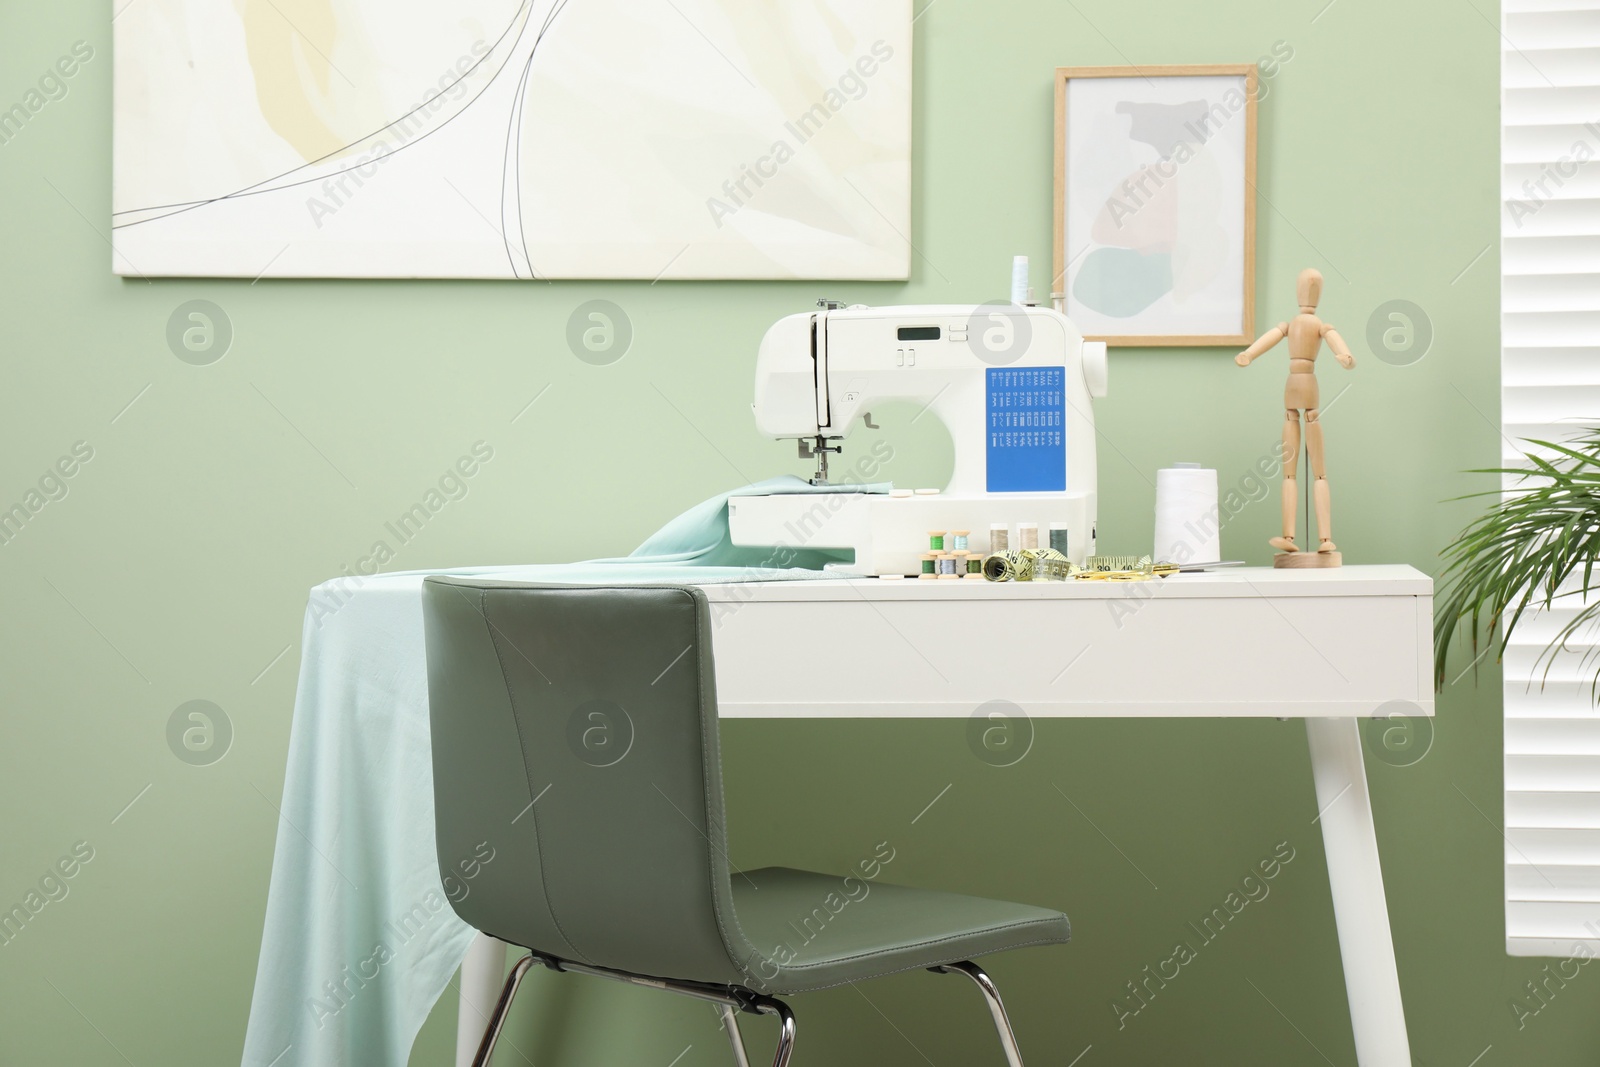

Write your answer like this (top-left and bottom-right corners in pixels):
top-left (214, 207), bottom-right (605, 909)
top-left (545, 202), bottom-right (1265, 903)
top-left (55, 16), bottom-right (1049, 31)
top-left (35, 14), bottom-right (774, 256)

top-left (985, 367), bottom-right (1066, 492)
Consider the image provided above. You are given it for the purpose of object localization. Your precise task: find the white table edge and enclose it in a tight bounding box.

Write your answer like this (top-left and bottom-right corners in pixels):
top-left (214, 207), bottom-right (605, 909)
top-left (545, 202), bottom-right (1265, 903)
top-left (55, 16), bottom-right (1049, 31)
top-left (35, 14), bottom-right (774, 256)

top-left (717, 700), bottom-right (1435, 718)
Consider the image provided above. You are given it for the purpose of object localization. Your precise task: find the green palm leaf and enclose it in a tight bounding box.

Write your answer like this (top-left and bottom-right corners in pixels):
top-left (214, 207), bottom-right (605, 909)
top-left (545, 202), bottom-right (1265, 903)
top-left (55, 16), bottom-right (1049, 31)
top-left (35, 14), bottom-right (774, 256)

top-left (1436, 427), bottom-right (1600, 699)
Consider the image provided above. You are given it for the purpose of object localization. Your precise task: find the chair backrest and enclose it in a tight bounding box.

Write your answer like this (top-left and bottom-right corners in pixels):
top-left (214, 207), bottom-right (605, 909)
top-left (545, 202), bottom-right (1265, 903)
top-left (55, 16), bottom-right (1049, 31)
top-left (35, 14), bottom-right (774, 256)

top-left (422, 578), bottom-right (756, 986)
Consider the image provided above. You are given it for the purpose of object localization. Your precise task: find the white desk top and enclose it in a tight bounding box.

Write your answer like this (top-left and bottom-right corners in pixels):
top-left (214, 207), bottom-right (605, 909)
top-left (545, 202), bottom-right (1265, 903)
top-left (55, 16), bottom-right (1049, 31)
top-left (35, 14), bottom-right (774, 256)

top-left (700, 564), bottom-right (1432, 601)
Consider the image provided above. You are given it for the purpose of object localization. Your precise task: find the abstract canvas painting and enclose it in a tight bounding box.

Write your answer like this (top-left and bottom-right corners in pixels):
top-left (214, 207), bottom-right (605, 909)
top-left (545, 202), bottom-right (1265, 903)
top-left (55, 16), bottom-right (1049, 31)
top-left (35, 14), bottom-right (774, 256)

top-left (113, 0), bottom-right (912, 280)
top-left (1054, 65), bottom-right (1257, 346)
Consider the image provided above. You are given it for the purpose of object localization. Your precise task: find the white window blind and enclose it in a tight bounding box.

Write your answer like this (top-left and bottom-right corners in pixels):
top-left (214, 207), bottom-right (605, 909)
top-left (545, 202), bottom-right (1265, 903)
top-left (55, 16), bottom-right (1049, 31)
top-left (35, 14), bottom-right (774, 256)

top-left (1503, 0), bottom-right (1600, 956)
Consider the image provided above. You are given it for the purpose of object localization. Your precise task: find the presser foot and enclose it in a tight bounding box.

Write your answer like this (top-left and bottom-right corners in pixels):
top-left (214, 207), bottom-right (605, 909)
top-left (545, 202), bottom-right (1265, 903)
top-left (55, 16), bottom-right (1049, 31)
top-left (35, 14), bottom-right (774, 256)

top-left (797, 435), bottom-right (842, 486)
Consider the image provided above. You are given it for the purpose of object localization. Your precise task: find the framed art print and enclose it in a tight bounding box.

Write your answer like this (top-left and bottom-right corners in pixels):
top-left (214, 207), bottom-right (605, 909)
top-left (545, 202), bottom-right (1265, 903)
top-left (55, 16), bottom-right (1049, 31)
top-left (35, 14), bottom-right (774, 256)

top-left (1054, 65), bottom-right (1257, 346)
top-left (112, 0), bottom-right (912, 280)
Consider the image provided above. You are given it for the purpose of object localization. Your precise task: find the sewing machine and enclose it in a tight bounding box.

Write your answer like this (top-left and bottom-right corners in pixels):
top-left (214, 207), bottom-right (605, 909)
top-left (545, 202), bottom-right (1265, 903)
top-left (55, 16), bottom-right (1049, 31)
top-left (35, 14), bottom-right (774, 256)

top-left (729, 302), bottom-right (1109, 576)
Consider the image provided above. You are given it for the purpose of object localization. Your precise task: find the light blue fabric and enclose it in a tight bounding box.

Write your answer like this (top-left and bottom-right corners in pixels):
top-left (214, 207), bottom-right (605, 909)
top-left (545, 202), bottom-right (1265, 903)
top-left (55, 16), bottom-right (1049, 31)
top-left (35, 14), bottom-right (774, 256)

top-left (622, 475), bottom-right (891, 567)
top-left (238, 477), bottom-right (885, 1066)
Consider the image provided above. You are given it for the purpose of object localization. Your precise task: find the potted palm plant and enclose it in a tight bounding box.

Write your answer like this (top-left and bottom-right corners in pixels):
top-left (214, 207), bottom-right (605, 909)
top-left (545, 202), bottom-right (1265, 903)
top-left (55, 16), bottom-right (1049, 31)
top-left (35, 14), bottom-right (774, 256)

top-left (1435, 430), bottom-right (1600, 692)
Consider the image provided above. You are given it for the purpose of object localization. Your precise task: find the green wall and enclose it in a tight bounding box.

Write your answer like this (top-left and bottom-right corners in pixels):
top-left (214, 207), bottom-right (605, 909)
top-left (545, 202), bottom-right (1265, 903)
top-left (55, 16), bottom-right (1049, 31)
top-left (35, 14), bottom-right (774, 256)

top-left (3, 0), bottom-right (1575, 1064)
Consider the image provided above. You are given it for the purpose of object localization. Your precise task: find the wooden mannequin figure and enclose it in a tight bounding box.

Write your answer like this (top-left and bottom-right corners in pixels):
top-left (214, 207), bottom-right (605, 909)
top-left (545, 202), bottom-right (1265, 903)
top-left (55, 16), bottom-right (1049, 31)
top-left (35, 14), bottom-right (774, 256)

top-left (1235, 268), bottom-right (1355, 567)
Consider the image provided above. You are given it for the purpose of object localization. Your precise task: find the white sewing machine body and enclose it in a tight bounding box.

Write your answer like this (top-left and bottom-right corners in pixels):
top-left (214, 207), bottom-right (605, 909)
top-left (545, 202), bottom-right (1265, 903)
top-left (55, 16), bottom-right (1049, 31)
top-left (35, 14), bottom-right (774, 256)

top-left (730, 303), bottom-right (1108, 576)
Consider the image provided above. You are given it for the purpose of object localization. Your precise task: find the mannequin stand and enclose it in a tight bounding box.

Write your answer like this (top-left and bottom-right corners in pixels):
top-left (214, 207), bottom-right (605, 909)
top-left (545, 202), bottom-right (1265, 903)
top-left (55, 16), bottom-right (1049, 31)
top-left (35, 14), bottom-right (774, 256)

top-left (1275, 550), bottom-right (1343, 569)
top-left (1273, 437), bottom-right (1343, 569)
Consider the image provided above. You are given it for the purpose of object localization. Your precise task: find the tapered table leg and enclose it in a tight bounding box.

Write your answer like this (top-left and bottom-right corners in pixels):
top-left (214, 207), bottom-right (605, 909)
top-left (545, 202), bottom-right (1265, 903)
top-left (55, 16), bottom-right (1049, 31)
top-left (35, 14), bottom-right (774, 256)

top-left (1305, 717), bottom-right (1412, 1066)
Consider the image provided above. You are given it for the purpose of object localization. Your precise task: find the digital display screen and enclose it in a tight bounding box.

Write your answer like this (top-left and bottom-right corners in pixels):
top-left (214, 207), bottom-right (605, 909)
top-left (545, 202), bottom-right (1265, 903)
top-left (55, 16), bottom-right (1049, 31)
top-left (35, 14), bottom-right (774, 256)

top-left (896, 326), bottom-right (941, 341)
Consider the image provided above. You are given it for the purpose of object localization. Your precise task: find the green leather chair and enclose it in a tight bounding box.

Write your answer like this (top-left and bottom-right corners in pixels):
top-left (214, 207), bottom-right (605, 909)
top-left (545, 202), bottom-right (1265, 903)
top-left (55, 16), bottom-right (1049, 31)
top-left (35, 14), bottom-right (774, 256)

top-left (422, 578), bottom-right (1071, 1067)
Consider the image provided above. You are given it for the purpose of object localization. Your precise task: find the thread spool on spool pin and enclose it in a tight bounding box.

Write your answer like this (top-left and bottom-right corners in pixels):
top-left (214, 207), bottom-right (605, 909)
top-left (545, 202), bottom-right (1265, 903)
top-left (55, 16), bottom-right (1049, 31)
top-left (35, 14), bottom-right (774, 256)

top-left (1011, 255), bottom-right (1030, 306)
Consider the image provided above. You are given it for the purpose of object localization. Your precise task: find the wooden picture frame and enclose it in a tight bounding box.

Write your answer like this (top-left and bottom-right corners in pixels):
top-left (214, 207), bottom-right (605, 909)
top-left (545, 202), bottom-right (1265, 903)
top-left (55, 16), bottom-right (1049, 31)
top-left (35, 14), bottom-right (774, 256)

top-left (1053, 65), bottom-right (1258, 347)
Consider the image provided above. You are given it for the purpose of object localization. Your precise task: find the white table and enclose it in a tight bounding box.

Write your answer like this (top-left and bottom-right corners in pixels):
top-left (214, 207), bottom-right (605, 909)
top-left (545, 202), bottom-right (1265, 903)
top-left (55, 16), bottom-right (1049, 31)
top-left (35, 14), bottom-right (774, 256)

top-left (459, 565), bottom-right (1431, 1067)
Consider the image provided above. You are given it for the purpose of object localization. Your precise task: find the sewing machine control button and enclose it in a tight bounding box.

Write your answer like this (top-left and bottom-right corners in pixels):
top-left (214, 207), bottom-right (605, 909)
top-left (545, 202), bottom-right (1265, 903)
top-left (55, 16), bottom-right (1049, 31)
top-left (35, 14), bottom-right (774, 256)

top-left (906, 349), bottom-right (916, 366)
top-left (843, 391), bottom-right (860, 403)
top-left (896, 349), bottom-right (904, 366)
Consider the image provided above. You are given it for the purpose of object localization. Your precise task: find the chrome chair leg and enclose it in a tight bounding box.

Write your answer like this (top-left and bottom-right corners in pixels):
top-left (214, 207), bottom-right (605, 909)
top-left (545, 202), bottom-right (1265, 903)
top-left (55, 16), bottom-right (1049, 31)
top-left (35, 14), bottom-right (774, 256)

top-left (718, 1002), bottom-right (753, 1067)
top-left (471, 953), bottom-right (535, 1067)
top-left (473, 951), bottom-right (793, 1067)
top-left (753, 996), bottom-right (797, 1067)
top-left (934, 961), bottom-right (1025, 1067)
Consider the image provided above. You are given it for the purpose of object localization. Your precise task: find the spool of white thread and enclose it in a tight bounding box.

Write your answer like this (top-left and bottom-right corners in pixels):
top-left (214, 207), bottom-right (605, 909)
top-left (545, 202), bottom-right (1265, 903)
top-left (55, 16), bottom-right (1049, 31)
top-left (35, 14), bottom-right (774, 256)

top-left (1153, 463), bottom-right (1221, 565)
top-left (1011, 256), bottom-right (1029, 305)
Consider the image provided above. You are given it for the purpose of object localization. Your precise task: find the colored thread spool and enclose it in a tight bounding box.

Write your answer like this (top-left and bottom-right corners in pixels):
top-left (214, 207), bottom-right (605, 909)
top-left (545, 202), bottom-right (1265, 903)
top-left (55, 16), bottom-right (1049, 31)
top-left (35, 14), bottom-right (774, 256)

top-left (989, 524), bottom-right (1009, 554)
top-left (920, 554), bottom-right (936, 576)
top-left (1048, 522), bottom-right (1070, 557)
top-left (951, 530), bottom-right (970, 552)
top-left (928, 531), bottom-right (946, 551)
top-left (965, 555), bottom-right (983, 576)
top-left (938, 554), bottom-right (959, 576)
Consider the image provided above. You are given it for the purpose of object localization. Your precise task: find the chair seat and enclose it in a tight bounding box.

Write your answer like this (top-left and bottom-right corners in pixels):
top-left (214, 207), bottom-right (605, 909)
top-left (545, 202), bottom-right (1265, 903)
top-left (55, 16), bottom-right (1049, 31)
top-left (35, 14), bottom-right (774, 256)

top-left (731, 867), bottom-right (1070, 994)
